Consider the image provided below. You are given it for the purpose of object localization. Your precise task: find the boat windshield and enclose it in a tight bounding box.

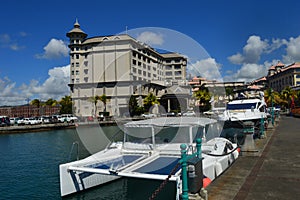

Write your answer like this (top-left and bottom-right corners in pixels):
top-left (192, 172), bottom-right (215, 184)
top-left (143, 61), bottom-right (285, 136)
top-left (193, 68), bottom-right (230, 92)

top-left (124, 126), bottom-right (204, 144)
top-left (227, 103), bottom-right (257, 110)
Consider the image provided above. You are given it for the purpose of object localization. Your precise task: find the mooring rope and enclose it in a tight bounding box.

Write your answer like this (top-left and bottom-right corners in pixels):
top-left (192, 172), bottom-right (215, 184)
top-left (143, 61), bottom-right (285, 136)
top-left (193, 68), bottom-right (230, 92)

top-left (148, 162), bottom-right (181, 200)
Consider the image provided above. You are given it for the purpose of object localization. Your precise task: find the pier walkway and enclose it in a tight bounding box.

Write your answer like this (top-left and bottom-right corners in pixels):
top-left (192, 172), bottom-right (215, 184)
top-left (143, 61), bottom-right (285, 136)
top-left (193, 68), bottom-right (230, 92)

top-left (206, 115), bottom-right (300, 200)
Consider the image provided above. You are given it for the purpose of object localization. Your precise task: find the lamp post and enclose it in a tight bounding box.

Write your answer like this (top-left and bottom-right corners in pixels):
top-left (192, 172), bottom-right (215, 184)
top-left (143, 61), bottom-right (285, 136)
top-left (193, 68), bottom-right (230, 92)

top-left (25, 98), bottom-right (30, 117)
top-left (271, 88), bottom-right (274, 126)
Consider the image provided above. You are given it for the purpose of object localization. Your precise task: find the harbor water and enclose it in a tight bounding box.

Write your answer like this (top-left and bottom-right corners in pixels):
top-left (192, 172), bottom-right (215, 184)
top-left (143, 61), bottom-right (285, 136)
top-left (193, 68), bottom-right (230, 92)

top-left (0, 126), bottom-right (177, 200)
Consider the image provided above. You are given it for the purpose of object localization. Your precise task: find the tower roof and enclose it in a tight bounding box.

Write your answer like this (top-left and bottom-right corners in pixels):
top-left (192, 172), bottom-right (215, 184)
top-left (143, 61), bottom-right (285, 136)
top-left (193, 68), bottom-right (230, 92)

top-left (66, 19), bottom-right (87, 38)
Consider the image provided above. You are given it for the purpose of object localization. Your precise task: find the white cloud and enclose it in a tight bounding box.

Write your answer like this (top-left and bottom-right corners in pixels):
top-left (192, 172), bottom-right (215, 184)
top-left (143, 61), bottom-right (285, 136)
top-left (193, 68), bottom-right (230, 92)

top-left (266, 38), bottom-right (287, 53)
top-left (136, 31), bottom-right (164, 46)
top-left (228, 35), bottom-right (268, 64)
top-left (36, 38), bottom-right (69, 59)
top-left (223, 62), bottom-right (270, 83)
top-left (188, 58), bottom-right (223, 81)
top-left (282, 36), bottom-right (300, 63)
top-left (0, 65), bottom-right (70, 106)
top-left (226, 35), bottom-right (291, 82)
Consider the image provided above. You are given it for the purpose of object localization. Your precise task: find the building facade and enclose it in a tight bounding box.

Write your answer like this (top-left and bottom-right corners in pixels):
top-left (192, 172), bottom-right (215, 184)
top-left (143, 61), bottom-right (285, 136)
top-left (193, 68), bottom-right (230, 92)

top-left (268, 61), bottom-right (300, 92)
top-left (66, 21), bottom-right (189, 117)
top-left (0, 105), bottom-right (60, 118)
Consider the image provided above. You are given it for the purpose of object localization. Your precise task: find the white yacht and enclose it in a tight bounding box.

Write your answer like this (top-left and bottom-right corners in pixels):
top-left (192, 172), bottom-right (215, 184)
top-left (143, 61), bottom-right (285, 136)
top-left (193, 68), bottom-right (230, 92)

top-left (59, 117), bottom-right (239, 198)
top-left (218, 91), bottom-right (268, 129)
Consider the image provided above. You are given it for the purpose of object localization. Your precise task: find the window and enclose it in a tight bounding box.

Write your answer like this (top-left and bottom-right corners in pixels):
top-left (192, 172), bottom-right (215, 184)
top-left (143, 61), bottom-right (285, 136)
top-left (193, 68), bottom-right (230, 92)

top-left (76, 62), bottom-right (79, 67)
top-left (166, 66), bottom-right (172, 70)
top-left (76, 54), bottom-right (79, 59)
top-left (75, 70), bottom-right (79, 75)
top-left (175, 71), bottom-right (182, 76)
top-left (174, 65), bottom-right (181, 69)
top-left (132, 60), bottom-right (137, 65)
top-left (166, 71), bottom-right (172, 76)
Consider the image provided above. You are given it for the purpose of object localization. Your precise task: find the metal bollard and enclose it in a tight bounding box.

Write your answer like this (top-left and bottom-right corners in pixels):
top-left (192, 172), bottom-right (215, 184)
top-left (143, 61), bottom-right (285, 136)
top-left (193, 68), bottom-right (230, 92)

top-left (180, 144), bottom-right (189, 200)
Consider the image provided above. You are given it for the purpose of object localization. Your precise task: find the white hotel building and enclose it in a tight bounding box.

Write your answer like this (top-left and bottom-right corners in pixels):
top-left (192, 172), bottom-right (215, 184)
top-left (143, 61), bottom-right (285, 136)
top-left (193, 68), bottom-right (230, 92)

top-left (66, 21), bottom-right (191, 117)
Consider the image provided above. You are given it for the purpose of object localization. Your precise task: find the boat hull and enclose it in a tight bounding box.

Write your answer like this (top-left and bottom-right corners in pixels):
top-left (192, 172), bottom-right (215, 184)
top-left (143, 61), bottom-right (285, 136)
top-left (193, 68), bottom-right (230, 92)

top-left (60, 162), bottom-right (120, 197)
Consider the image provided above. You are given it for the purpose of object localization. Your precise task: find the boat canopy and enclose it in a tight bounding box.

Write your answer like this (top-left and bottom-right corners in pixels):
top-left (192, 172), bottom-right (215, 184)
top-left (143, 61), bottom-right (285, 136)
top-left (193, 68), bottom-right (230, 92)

top-left (123, 117), bottom-right (219, 145)
top-left (124, 117), bottom-right (217, 128)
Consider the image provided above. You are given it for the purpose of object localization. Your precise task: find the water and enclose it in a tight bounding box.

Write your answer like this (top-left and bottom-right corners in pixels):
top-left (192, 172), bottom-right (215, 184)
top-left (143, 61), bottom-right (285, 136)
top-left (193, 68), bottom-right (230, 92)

top-left (0, 127), bottom-right (175, 200)
top-left (0, 124), bottom-right (246, 200)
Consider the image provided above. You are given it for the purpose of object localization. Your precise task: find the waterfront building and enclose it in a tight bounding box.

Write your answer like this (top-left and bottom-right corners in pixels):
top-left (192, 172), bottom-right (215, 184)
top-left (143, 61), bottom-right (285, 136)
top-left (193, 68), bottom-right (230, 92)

top-left (0, 105), bottom-right (60, 118)
top-left (66, 20), bottom-right (189, 117)
top-left (268, 61), bottom-right (300, 92)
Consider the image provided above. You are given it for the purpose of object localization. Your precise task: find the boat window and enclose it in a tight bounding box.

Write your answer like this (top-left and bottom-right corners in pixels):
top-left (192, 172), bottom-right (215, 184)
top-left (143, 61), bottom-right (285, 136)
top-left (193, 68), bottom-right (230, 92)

top-left (227, 103), bottom-right (257, 110)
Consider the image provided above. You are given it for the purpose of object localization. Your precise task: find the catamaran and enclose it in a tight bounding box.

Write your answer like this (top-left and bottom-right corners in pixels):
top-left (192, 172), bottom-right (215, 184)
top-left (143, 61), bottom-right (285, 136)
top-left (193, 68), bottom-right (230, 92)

top-left (59, 117), bottom-right (239, 198)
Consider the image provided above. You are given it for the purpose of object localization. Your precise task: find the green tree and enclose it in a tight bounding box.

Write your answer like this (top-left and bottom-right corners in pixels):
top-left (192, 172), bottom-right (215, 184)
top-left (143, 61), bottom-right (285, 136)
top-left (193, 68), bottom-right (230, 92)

top-left (98, 94), bottom-right (108, 112)
top-left (264, 88), bottom-right (281, 107)
top-left (129, 95), bottom-right (144, 117)
top-left (193, 88), bottom-right (211, 112)
top-left (30, 99), bottom-right (41, 107)
top-left (88, 95), bottom-right (100, 117)
top-left (45, 98), bottom-right (58, 106)
top-left (281, 86), bottom-right (298, 109)
top-left (59, 95), bottom-right (73, 114)
top-left (143, 93), bottom-right (160, 112)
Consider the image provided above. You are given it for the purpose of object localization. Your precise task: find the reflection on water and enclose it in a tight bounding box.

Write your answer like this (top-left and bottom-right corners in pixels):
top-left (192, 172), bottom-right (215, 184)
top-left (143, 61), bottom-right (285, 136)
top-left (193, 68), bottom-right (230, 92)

top-left (65, 178), bottom-right (176, 200)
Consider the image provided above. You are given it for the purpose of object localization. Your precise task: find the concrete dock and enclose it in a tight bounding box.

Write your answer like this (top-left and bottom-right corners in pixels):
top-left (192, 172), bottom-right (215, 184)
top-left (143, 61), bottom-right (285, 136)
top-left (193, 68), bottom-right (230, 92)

top-left (206, 115), bottom-right (300, 199)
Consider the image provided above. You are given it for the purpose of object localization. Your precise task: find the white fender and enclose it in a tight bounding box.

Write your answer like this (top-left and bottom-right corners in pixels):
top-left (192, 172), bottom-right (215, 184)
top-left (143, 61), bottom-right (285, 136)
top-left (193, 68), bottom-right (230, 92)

top-left (215, 162), bottom-right (223, 177)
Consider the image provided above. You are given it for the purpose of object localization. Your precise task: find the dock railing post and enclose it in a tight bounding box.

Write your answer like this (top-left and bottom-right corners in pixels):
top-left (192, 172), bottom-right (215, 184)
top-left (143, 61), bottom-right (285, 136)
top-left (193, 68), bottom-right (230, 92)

top-left (196, 138), bottom-right (202, 158)
top-left (180, 144), bottom-right (189, 200)
top-left (260, 116), bottom-right (265, 138)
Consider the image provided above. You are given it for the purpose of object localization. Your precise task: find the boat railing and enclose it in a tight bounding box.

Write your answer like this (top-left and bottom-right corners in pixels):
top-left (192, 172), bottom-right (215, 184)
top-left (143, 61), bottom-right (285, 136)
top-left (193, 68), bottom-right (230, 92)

top-left (68, 141), bottom-right (79, 161)
top-left (105, 129), bottom-right (124, 150)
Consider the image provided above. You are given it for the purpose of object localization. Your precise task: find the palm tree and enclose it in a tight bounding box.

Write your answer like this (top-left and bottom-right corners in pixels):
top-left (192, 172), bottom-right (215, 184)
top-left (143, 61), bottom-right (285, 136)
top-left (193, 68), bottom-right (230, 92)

top-left (88, 95), bottom-right (100, 117)
top-left (143, 93), bottom-right (160, 112)
top-left (264, 88), bottom-right (281, 107)
top-left (59, 95), bottom-right (73, 114)
top-left (30, 99), bottom-right (41, 107)
top-left (281, 86), bottom-right (298, 109)
top-left (193, 88), bottom-right (211, 112)
top-left (45, 98), bottom-right (58, 106)
top-left (98, 94), bottom-right (108, 112)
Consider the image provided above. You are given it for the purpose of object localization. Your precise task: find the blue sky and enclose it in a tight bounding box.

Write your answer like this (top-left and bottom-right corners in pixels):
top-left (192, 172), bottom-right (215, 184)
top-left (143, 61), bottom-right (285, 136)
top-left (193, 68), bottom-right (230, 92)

top-left (1, 0), bottom-right (300, 106)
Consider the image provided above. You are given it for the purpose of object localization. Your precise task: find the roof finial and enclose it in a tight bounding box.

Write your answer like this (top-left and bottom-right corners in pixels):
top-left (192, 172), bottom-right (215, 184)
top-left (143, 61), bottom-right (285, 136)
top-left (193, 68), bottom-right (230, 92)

top-left (74, 18), bottom-right (80, 28)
